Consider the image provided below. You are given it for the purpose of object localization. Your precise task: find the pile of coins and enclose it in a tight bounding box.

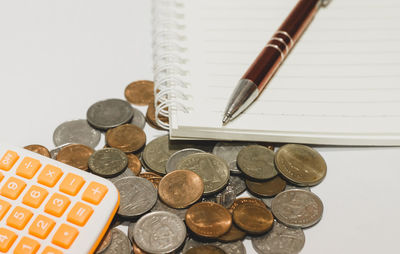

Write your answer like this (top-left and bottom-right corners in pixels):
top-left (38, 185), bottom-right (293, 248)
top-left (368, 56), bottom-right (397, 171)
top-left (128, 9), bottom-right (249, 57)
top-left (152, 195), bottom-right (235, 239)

top-left (24, 80), bottom-right (327, 254)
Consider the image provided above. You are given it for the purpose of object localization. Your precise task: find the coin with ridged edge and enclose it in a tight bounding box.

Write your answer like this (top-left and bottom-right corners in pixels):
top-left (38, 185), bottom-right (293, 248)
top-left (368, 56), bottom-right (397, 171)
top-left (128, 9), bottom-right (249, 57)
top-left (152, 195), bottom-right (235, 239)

top-left (271, 189), bottom-right (324, 228)
top-left (88, 148), bottom-right (128, 177)
top-left (133, 211), bottom-right (186, 254)
top-left (176, 153), bottom-right (230, 195)
top-left (237, 145), bottom-right (278, 180)
top-left (53, 119), bottom-right (101, 148)
top-left (275, 144), bottom-right (327, 186)
top-left (87, 98), bottom-right (133, 130)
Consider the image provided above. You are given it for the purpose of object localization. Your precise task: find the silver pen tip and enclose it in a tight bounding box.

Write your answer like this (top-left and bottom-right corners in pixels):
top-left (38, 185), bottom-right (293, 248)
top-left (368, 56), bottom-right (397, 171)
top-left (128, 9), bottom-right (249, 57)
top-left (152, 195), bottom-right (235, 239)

top-left (222, 115), bottom-right (231, 125)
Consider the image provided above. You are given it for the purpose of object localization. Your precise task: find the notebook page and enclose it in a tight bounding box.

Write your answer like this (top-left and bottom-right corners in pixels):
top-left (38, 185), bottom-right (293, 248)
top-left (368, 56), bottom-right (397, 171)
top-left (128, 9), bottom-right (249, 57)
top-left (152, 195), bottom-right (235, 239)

top-left (170, 0), bottom-right (400, 144)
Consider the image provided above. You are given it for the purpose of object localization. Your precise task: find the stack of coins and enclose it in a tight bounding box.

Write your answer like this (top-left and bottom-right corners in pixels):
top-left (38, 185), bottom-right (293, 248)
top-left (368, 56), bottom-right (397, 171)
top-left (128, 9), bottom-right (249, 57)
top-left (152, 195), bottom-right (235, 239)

top-left (23, 80), bottom-right (327, 254)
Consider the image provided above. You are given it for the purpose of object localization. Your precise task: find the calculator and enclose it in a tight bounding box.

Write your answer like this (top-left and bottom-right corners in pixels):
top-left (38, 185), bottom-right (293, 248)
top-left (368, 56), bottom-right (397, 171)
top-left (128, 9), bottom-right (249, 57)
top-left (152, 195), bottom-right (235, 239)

top-left (0, 145), bottom-right (120, 254)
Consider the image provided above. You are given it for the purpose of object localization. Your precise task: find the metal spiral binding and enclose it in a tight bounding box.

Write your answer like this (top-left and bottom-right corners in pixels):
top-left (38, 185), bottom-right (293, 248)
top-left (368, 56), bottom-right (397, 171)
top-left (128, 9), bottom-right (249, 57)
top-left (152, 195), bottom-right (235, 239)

top-left (152, 0), bottom-right (190, 129)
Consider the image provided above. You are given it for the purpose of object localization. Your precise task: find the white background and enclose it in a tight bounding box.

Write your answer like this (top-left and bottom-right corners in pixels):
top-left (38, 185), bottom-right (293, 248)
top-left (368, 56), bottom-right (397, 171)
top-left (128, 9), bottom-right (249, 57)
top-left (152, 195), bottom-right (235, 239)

top-left (1, 1), bottom-right (400, 254)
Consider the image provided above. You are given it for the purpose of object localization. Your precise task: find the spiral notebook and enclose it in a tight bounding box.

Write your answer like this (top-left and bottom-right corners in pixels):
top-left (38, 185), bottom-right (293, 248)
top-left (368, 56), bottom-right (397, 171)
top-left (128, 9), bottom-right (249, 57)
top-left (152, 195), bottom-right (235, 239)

top-left (152, 0), bottom-right (400, 146)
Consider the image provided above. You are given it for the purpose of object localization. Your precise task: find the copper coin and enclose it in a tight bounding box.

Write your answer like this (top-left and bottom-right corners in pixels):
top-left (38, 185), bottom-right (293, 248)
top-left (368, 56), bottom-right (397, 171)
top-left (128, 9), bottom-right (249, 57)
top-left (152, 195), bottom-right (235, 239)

top-left (132, 241), bottom-right (150, 254)
top-left (186, 245), bottom-right (226, 254)
top-left (185, 202), bottom-right (232, 238)
top-left (217, 223), bottom-right (246, 242)
top-left (124, 80), bottom-right (155, 106)
top-left (146, 101), bottom-right (169, 130)
top-left (229, 197), bottom-right (266, 213)
top-left (127, 153), bottom-right (141, 175)
top-left (24, 144), bottom-right (51, 158)
top-left (232, 201), bottom-right (274, 235)
top-left (56, 144), bottom-right (94, 171)
top-left (139, 172), bottom-right (162, 189)
top-left (275, 144), bottom-right (327, 186)
top-left (245, 175), bottom-right (287, 197)
top-left (158, 170), bottom-right (204, 208)
top-left (106, 124), bottom-right (146, 153)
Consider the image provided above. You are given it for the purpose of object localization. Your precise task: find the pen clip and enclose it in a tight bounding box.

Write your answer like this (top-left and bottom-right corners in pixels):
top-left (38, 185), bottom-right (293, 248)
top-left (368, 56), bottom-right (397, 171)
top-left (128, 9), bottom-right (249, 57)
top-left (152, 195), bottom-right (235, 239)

top-left (320, 0), bottom-right (332, 7)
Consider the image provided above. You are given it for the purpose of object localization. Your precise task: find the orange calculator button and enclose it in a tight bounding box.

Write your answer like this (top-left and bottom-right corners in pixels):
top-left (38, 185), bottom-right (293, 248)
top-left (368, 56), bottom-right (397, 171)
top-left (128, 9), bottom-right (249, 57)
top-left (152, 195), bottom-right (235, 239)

top-left (44, 193), bottom-right (71, 217)
top-left (37, 165), bottom-right (63, 187)
top-left (22, 185), bottom-right (49, 208)
top-left (0, 173), bottom-right (4, 182)
top-left (82, 182), bottom-right (108, 205)
top-left (0, 150), bottom-right (19, 171)
top-left (0, 227), bottom-right (17, 252)
top-left (0, 199), bottom-right (11, 220)
top-left (29, 215), bottom-right (56, 239)
top-left (16, 157), bottom-right (42, 179)
top-left (42, 246), bottom-right (63, 254)
top-left (59, 173), bottom-right (85, 196)
top-left (52, 223), bottom-right (79, 249)
top-left (0, 177), bottom-right (26, 200)
top-left (6, 206), bottom-right (33, 230)
top-left (14, 236), bottom-right (40, 254)
top-left (67, 202), bottom-right (93, 226)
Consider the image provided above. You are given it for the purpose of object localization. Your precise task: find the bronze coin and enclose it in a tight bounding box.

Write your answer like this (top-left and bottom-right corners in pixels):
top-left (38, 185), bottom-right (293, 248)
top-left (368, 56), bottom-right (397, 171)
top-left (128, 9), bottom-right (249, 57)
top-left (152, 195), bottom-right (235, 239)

top-left (245, 175), bottom-right (287, 197)
top-left (146, 101), bottom-right (169, 130)
top-left (24, 144), bottom-right (51, 157)
top-left (217, 223), bottom-right (246, 242)
top-left (139, 172), bottom-right (163, 189)
top-left (185, 202), bottom-right (232, 238)
top-left (275, 144), bottom-right (327, 186)
top-left (106, 124), bottom-right (146, 153)
top-left (132, 241), bottom-right (149, 254)
top-left (124, 80), bottom-right (155, 106)
top-left (158, 170), bottom-right (204, 208)
top-left (229, 197), bottom-right (266, 213)
top-left (127, 154), bottom-right (141, 175)
top-left (232, 202), bottom-right (274, 235)
top-left (56, 144), bottom-right (94, 171)
top-left (186, 245), bottom-right (226, 254)
top-left (95, 228), bottom-right (112, 253)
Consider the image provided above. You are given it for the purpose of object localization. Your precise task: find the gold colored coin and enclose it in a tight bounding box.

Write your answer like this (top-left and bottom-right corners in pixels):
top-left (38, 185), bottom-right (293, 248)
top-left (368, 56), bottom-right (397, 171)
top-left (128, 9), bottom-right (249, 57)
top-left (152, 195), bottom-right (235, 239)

top-left (56, 144), bottom-right (94, 171)
top-left (245, 175), bottom-right (287, 197)
top-left (158, 170), bottom-right (204, 208)
top-left (106, 124), bottom-right (146, 153)
top-left (186, 245), bottom-right (226, 254)
top-left (185, 202), bottom-right (232, 238)
top-left (139, 172), bottom-right (163, 189)
top-left (127, 154), bottom-right (141, 175)
top-left (275, 144), bottom-right (327, 186)
top-left (24, 144), bottom-right (51, 158)
top-left (232, 201), bottom-right (274, 235)
top-left (124, 80), bottom-right (155, 106)
top-left (146, 101), bottom-right (168, 130)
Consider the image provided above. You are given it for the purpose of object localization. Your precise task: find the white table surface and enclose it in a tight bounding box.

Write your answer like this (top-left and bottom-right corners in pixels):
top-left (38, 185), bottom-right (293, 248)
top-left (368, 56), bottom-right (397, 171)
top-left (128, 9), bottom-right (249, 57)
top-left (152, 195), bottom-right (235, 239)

top-left (1, 1), bottom-right (400, 254)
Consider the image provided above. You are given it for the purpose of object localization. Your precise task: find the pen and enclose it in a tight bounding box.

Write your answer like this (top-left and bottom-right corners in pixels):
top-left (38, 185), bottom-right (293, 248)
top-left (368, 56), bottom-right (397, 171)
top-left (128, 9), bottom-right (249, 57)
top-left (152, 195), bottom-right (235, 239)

top-left (222, 0), bottom-right (330, 125)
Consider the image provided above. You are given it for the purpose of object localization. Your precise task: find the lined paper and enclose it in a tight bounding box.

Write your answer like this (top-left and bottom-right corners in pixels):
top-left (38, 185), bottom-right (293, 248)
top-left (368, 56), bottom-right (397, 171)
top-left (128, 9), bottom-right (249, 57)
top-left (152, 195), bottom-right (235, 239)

top-left (165, 0), bottom-right (400, 145)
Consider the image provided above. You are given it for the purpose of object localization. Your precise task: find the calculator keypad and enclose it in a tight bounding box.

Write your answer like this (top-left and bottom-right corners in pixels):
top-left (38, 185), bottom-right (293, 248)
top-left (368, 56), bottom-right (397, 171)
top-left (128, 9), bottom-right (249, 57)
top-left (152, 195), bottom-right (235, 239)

top-left (0, 147), bottom-right (119, 253)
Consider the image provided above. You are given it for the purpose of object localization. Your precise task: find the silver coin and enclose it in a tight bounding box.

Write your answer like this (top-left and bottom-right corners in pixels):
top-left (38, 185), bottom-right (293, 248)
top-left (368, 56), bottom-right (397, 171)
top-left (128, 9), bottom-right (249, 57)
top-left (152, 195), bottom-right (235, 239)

top-left (213, 141), bottom-right (257, 174)
top-left (271, 189), bottom-right (324, 228)
top-left (127, 222), bottom-right (136, 244)
top-left (151, 198), bottom-right (187, 221)
top-left (183, 238), bottom-right (246, 254)
top-left (133, 211), bottom-right (187, 254)
top-left (114, 176), bottom-right (157, 218)
top-left (142, 135), bottom-right (180, 175)
top-left (176, 153), bottom-right (230, 195)
top-left (53, 119), bottom-right (101, 148)
top-left (49, 143), bottom-right (74, 159)
top-left (87, 98), bottom-right (133, 130)
top-left (166, 148), bottom-right (205, 173)
top-left (108, 166), bottom-right (135, 183)
top-left (203, 186), bottom-right (236, 208)
top-left (237, 145), bottom-right (278, 180)
top-left (252, 221), bottom-right (305, 254)
top-left (102, 228), bottom-right (131, 254)
top-left (88, 148), bottom-right (128, 177)
top-left (262, 184), bottom-right (309, 208)
top-left (228, 175), bottom-right (247, 196)
top-left (130, 106), bottom-right (146, 129)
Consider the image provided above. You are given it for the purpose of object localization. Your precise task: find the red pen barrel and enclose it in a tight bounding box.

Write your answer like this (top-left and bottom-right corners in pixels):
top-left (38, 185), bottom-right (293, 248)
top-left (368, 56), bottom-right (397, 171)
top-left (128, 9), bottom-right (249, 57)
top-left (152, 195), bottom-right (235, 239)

top-left (242, 0), bottom-right (320, 91)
